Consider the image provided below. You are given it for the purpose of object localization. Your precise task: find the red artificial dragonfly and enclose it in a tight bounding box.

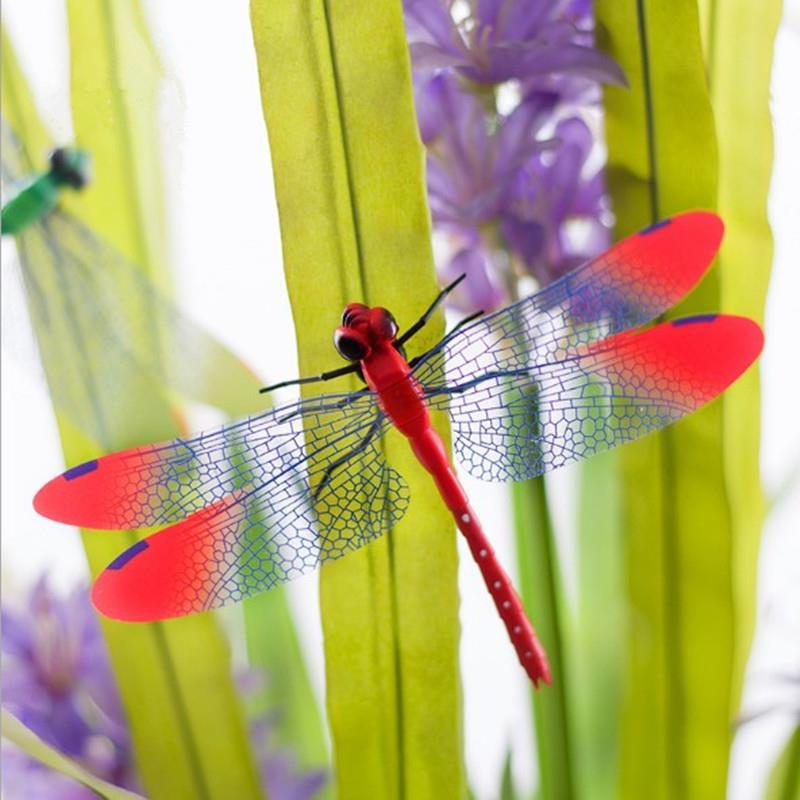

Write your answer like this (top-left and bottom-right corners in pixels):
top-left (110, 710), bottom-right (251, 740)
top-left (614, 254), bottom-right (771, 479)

top-left (34, 211), bottom-right (763, 687)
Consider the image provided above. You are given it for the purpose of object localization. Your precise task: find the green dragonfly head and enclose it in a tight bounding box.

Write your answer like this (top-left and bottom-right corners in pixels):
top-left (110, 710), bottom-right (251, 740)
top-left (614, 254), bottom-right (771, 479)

top-left (48, 147), bottom-right (91, 190)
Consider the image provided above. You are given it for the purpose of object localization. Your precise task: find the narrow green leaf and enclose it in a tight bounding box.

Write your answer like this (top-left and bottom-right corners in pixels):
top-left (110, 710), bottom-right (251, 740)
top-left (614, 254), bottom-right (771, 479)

top-left (249, 1), bottom-right (465, 797)
top-left (595, 2), bottom-right (733, 799)
top-left (698, 0), bottom-right (782, 709)
top-left (511, 478), bottom-right (576, 800)
top-left (766, 725), bottom-right (800, 800)
top-left (573, 450), bottom-right (623, 800)
top-left (64, 4), bottom-right (264, 795)
top-left (4, 10), bottom-right (264, 799)
top-left (2, 709), bottom-right (146, 800)
top-left (244, 590), bottom-right (329, 773)
top-left (499, 748), bottom-right (519, 800)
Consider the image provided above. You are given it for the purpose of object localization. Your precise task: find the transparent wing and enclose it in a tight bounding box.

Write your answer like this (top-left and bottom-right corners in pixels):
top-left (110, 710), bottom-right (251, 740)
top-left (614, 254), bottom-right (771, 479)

top-left (6, 195), bottom-right (263, 447)
top-left (422, 315), bottom-right (762, 482)
top-left (0, 118), bottom-right (32, 186)
top-left (412, 212), bottom-right (724, 392)
top-left (36, 390), bottom-right (409, 620)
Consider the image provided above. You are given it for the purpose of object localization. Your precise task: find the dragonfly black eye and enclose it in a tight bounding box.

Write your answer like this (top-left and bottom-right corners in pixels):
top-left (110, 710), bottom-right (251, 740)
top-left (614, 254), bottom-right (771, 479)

top-left (371, 308), bottom-right (398, 340)
top-left (342, 303), bottom-right (368, 327)
top-left (49, 148), bottom-right (91, 190)
top-left (334, 330), bottom-right (368, 361)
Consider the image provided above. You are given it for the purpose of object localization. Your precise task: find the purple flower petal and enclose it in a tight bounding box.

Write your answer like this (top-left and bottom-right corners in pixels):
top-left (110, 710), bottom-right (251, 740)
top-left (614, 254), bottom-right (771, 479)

top-left (408, 41), bottom-right (469, 70)
top-left (404, 0), bottom-right (463, 53)
top-left (447, 247), bottom-right (506, 310)
top-left (501, 214), bottom-right (546, 267)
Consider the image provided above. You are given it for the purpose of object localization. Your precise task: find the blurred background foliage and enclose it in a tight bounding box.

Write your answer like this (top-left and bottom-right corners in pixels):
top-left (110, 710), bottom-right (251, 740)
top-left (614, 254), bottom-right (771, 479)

top-left (0, 0), bottom-right (793, 799)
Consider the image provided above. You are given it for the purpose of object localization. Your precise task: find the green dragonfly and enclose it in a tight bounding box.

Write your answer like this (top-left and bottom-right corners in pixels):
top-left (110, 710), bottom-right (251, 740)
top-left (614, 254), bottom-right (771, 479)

top-left (1, 119), bottom-right (262, 447)
top-left (1, 143), bottom-right (90, 235)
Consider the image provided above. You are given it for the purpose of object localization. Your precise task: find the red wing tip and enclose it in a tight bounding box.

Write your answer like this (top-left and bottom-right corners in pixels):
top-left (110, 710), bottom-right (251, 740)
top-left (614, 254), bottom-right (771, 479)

top-left (640, 210), bottom-right (724, 246)
top-left (92, 566), bottom-right (160, 622)
top-left (725, 315), bottom-right (765, 359)
top-left (33, 459), bottom-right (104, 526)
top-left (32, 477), bottom-right (71, 523)
top-left (699, 314), bottom-right (764, 364)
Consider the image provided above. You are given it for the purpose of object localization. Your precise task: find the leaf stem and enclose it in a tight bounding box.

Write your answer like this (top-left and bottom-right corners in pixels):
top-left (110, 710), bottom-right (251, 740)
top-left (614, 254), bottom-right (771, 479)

top-left (511, 476), bottom-right (575, 800)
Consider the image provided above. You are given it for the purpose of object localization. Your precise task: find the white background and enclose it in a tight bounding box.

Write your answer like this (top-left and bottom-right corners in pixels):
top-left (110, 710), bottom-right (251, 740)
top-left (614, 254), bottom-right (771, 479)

top-left (2, 2), bottom-right (798, 798)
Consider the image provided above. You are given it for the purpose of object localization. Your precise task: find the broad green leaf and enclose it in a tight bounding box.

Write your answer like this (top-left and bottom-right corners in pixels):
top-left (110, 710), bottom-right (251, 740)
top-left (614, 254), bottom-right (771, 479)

top-left (573, 450), bottom-right (623, 800)
top-left (3, 12), bottom-right (263, 800)
top-left (249, 0), bottom-right (465, 797)
top-left (65, 4), bottom-right (264, 796)
top-left (1, 709), bottom-right (146, 800)
top-left (766, 724), bottom-right (800, 800)
top-left (595, 2), bottom-right (731, 799)
top-left (698, 0), bottom-right (782, 709)
top-left (511, 478), bottom-right (576, 800)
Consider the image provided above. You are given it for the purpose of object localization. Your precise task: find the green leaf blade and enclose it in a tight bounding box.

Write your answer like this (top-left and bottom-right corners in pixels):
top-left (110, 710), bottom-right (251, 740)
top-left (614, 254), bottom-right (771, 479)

top-left (3, 7), bottom-right (264, 798)
top-left (249, 1), bottom-right (465, 797)
top-left (595, 2), bottom-right (730, 798)
top-left (699, 0), bottom-right (782, 709)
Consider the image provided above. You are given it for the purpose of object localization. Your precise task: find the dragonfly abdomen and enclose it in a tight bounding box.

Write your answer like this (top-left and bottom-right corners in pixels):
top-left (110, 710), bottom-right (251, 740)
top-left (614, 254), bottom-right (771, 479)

top-left (407, 426), bottom-right (551, 686)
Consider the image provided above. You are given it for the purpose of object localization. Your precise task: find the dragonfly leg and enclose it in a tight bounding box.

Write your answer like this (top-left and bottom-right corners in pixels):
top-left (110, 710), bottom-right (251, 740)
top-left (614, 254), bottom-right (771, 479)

top-left (422, 367), bottom-right (532, 396)
top-left (260, 362), bottom-right (360, 394)
top-left (408, 310), bottom-right (485, 369)
top-left (277, 388), bottom-right (370, 423)
top-left (312, 416), bottom-right (383, 501)
top-left (397, 274), bottom-right (467, 347)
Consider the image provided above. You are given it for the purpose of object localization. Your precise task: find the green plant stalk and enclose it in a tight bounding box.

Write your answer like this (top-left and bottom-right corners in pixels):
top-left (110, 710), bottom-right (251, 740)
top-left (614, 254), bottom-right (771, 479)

top-left (698, 0), bottom-right (782, 710)
top-left (573, 450), bottom-right (623, 800)
top-left (595, 1), bottom-right (733, 798)
top-left (511, 477), bottom-right (575, 800)
top-left (3, 9), bottom-right (263, 798)
top-left (244, 590), bottom-right (328, 772)
top-left (249, 1), bottom-right (465, 797)
top-left (766, 725), bottom-right (800, 800)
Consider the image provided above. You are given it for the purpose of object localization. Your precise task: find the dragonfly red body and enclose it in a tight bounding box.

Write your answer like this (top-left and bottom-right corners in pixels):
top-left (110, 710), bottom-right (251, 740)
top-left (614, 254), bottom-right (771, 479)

top-left (341, 304), bottom-right (550, 683)
top-left (34, 211), bottom-right (763, 688)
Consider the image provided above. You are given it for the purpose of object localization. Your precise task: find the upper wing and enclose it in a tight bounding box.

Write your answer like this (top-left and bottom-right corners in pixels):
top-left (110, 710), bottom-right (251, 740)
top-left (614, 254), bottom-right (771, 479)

top-left (9, 205), bottom-right (265, 449)
top-left (411, 211), bottom-right (723, 391)
top-left (36, 389), bottom-right (390, 528)
top-left (0, 118), bottom-right (32, 187)
top-left (36, 391), bottom-right (410, 620)
top-left (422, 315), bottom-right (762, 482)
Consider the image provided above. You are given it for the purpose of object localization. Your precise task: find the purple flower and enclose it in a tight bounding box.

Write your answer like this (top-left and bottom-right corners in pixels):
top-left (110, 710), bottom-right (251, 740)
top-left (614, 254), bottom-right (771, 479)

top-left (250, 718), bottom-right (327, 800)
top-left (420, 74), bottom-right (558, 228)
top-left (406, 0), bottom-right (617, 310)
top-left (404, 0), bottom-right (626, 86)
top-left (501, 116), bottom-right (611, 284)
top-left (1, 578), bottom-right (326, 800)
top-left (1, 577), bottom-right (138, 798)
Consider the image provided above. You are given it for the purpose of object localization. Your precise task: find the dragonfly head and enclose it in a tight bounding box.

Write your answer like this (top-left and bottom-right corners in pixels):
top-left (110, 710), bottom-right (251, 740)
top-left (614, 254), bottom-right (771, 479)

top-left (49, 147), bottom-right (92, 190)
top-left (334, 304), bottom-right (398, 362)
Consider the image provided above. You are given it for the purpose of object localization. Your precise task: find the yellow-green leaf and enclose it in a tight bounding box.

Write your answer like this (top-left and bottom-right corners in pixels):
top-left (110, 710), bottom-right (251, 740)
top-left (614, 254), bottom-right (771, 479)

top-left (249, 0), bottom-right (465, 797)
top-left (2, 709), bottom-right (146, 800)
top-left (595, 2), bottom-right (733, 799)
top-left (3, 9), bottom-right (264, 799)
top-left (698, 0), bottom-right (782, 708)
